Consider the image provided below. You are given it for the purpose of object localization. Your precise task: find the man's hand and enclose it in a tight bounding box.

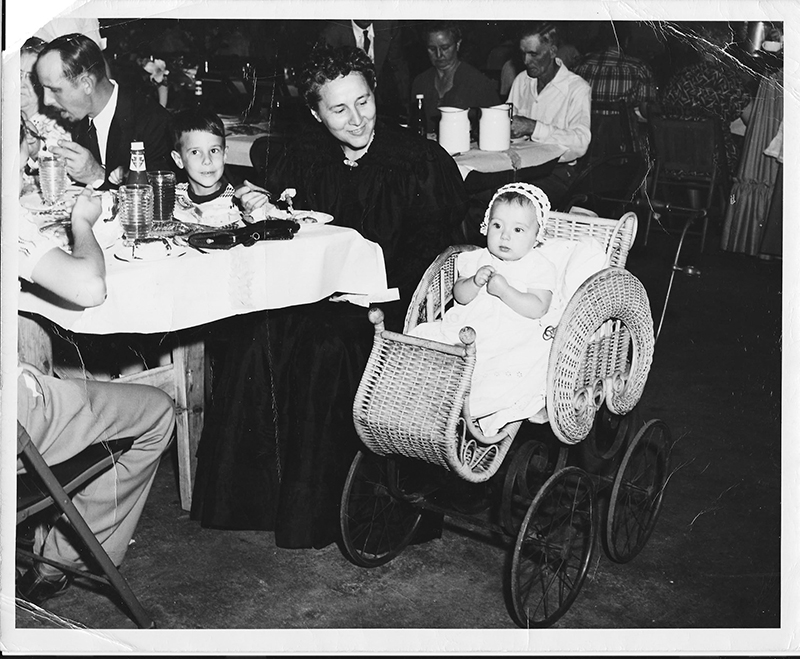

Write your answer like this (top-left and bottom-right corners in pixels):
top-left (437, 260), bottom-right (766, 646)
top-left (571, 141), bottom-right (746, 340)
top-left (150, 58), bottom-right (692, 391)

top-left (511, 115), bottom-right (537, 139)
top-left (235, 180), bottom-right (273, 212)
top-left (50, 140), bottom-right (105, 185)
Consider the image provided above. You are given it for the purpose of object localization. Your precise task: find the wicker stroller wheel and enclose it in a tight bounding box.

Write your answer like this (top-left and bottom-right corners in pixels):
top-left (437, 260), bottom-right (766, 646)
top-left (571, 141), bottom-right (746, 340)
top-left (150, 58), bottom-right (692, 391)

top-left (340, 451), bottom-right (423, 567)
top-left (510, 467), bottom-right (596, 628)
top-left (500, 439), bottom-right (568, 535)
top-left (605, 419), bottom-right (670, 563)
top-left (547, 268), bottom-right (654, 445)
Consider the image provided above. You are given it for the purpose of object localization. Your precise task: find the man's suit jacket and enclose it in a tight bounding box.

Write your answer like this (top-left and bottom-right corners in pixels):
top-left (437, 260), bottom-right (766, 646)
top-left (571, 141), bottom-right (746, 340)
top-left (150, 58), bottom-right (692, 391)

top-left (73, 84), bottom-right (173, 188)
top-left (319, 20), bottom-right (410, 113)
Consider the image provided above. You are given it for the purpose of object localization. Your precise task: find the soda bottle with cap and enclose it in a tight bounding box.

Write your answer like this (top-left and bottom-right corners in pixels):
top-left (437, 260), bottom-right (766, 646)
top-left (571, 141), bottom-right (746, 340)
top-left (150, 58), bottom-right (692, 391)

top-left (125, 141), bottom-right (148, 185)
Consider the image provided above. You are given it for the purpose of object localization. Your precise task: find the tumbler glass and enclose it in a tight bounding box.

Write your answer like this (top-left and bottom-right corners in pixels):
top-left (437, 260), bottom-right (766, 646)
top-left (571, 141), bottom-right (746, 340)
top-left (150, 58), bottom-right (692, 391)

top-left (119, 184), bottom-right (154, 242)
top-left (38, 153), bottom-right (68, 205)
top-left (147, 170), bottom-right (176, 223)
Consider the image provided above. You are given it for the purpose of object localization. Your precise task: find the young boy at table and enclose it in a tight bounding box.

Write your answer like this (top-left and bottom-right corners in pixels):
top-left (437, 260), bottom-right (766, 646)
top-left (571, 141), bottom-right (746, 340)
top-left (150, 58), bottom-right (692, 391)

top-left (170, 108), bottom-right (273, 227)
top-left (15, 122), bottom-right (176, 605)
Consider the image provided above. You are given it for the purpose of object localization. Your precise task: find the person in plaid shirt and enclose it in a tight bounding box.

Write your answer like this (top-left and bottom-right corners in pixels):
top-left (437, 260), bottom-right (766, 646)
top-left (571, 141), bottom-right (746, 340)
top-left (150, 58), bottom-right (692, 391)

top-left (574, 23), bottom-right (656, 154)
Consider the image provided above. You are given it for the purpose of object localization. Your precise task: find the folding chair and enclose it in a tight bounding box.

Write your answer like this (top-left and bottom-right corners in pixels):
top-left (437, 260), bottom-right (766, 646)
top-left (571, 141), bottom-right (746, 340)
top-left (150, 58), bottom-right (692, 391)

top-left (643, 112), bottom-right (729, 253)
top-left (16, 422), bottom-right (155, 628)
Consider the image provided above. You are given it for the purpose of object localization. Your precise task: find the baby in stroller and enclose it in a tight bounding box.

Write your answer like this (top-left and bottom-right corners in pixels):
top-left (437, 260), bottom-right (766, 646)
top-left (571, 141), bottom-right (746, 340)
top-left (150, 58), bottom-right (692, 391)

top-left (410, 182), bottom-right (558, 438)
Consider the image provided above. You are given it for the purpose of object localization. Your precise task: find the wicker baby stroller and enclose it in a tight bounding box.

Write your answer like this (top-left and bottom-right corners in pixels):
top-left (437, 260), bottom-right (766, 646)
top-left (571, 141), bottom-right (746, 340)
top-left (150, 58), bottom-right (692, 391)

top-left (340, 210), bottom-right (670, 628)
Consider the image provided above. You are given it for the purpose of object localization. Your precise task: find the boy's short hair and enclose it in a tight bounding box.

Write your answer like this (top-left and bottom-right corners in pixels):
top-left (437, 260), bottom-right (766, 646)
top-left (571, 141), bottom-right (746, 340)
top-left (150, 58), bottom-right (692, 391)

top-left (170, 108), bottom-right (226, 151)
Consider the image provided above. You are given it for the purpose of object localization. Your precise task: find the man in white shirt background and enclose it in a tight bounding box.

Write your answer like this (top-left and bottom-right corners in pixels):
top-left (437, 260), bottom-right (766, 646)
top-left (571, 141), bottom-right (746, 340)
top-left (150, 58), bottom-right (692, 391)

top-left (507, 22), bottom-right (591, 207)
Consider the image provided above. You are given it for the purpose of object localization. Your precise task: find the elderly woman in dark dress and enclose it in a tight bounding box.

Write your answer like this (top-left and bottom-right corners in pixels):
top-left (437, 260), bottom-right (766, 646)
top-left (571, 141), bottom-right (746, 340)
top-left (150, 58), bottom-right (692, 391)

top-left (191, 46), bottom-right (468, 549)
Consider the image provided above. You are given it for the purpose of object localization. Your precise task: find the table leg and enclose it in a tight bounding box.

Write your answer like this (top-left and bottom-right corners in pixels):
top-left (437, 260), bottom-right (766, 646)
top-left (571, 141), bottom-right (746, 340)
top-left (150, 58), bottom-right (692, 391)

top-left (17, 314), bottom-right (54, 376)
top-left (18, 314), bottom-right (206, 512)
top-left (172, 338), bottom-right (205, 511)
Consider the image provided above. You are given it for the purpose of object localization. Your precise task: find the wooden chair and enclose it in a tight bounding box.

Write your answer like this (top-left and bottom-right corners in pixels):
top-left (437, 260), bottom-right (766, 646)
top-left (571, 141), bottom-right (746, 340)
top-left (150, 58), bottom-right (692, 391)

top-left (16, 422), bottom-right (155, 628)
top-left (643, 112), bottom-right (729, 252)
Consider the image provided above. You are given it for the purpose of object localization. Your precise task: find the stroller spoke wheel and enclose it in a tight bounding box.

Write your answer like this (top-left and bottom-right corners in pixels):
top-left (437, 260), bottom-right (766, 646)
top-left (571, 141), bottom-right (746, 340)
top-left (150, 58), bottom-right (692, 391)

top-left (340, 451), bottom-right (422, 567)
top-left (605, 419), bottom-right (670, 563)
top-left (510, 467), bottom-right (596, 628)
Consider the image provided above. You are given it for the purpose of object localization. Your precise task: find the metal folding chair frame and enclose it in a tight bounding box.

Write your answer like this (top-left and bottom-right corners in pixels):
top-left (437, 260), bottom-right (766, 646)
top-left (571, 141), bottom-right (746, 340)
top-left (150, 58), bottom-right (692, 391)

top-left (16, 422), bottom-right (155, 629)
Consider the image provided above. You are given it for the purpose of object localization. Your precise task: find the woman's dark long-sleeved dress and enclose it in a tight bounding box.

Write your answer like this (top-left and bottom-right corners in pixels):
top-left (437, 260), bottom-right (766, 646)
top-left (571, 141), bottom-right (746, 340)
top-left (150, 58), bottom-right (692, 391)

top-left (190, 122), bottom-right (468, 548)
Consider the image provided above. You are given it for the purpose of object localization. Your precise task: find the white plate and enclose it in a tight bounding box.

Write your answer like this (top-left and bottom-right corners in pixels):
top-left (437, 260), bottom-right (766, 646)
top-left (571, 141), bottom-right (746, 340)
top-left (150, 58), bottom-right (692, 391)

top-left (113, 239), bottom-right (187, 262)
top-left (173, 205), bottom-right (243, 229)
top-left (20, 191), bottom-right (74, 215)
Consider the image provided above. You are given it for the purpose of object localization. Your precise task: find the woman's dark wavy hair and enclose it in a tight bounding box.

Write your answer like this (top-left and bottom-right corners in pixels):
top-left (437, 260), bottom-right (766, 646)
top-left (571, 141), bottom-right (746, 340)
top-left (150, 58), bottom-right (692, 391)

top-left (37, 32), bottom-right (107, 83)
top-left (298, 45), bottom-right (376, 110)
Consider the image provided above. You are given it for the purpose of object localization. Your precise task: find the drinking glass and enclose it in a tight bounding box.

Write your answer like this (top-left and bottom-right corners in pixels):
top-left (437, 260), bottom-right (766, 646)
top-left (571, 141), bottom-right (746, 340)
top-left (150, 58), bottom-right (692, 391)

top-left (147, 170), bottom-right (176, 223)
top-left (119, 184), bottom-right (154, 242)
top-left (38, 153), bottom-right (68, 205)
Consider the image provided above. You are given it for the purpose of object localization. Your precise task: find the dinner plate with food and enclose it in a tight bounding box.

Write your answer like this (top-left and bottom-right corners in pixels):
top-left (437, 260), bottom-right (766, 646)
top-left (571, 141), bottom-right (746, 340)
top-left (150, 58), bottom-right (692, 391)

top-left (248, 206), bottom-right (334, 227)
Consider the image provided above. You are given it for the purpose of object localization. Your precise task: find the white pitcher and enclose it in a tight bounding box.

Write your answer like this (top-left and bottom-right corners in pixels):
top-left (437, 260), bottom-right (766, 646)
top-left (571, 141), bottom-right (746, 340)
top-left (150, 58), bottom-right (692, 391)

top-left (479, 103), bottom-right (512, 152)
top-left (438, 106), bottom-right (471, 155)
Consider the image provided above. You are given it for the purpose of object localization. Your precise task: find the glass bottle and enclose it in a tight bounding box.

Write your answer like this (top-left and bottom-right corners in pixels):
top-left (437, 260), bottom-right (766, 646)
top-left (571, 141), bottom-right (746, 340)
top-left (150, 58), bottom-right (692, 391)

top-left (125, 141), bottom-right (149, 185)
top-left (413, 94), bottom-right (427, 138)
top-left (193, 78), bottom-right (204, 107)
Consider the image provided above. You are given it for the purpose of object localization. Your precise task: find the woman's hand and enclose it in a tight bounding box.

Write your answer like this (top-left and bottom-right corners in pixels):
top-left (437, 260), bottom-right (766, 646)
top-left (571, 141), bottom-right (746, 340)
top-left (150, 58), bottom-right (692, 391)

top-left (473, 265), bottom-right (495, 287)
top-left (235, 180), bottom-right (272, 212)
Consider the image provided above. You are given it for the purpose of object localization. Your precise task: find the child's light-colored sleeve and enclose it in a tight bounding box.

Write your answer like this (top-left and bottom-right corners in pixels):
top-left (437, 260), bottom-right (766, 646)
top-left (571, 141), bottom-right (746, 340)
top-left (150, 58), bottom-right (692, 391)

top-left (455, 248), bottom-right (487, 279)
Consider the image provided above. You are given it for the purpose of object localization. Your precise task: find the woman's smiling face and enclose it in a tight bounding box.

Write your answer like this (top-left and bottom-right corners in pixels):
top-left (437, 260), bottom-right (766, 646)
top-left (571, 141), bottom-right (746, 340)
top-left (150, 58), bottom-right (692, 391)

top-left (311, 72), bottom-right (376, 161)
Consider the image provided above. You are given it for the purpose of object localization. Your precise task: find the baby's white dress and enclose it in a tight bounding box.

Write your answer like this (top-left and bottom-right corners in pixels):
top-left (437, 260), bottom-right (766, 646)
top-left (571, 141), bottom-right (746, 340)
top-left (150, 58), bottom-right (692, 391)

top-left (411, 247), bottom-right (557, 437)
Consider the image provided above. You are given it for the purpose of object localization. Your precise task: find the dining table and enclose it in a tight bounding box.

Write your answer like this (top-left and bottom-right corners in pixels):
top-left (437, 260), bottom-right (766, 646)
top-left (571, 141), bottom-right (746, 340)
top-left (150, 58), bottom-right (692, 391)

top-left (224, 118), bottom-right (567, 183)
top-left (18, 206), bottom-right (394, 511)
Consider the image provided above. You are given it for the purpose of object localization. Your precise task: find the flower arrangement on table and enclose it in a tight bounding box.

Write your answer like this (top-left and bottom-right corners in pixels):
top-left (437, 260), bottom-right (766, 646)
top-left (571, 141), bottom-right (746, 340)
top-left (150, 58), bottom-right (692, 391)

top-left (139, 57), bottom-right (170, 107)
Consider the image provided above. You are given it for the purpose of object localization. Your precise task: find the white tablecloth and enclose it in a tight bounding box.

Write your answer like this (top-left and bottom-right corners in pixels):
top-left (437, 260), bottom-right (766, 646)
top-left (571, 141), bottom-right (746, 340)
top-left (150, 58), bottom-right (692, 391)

top-left (19, 225), bottom-right (390, 335)
top-left (453, 140), bottom-right (566, 179)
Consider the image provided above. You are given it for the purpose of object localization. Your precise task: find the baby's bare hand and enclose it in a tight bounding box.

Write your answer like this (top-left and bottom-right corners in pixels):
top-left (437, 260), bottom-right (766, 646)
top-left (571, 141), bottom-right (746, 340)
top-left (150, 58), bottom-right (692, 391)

top-left (486, 272), bottom-right (508, 297)
top-left (473, 265), bottom-right (494, 287)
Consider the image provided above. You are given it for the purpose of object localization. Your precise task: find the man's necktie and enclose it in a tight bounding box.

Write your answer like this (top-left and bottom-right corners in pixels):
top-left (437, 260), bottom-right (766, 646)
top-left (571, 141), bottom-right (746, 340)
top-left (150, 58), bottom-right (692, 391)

top-left (362, 29), bottom-right (371, 58)
top-left (87, 119), bottom-right (102, 165)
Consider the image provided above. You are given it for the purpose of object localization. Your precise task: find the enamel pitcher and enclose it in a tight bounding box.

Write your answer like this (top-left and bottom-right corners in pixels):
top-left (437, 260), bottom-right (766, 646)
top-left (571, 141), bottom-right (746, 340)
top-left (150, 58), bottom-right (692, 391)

top-left (479, 103), bottom-right (512, 152)
top-left (438, 106), bottom-right (471, 155)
